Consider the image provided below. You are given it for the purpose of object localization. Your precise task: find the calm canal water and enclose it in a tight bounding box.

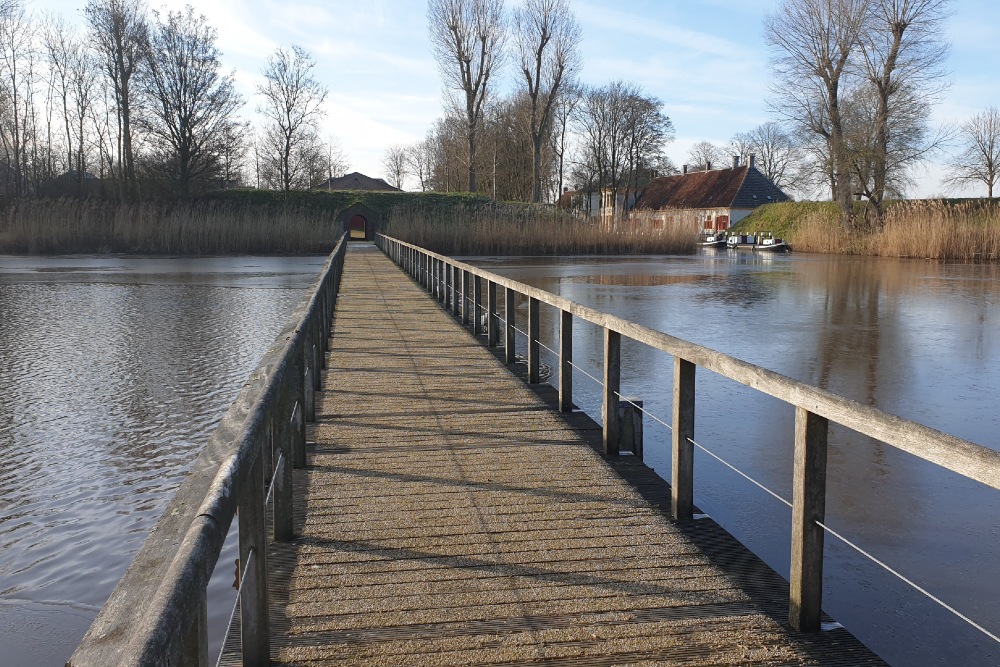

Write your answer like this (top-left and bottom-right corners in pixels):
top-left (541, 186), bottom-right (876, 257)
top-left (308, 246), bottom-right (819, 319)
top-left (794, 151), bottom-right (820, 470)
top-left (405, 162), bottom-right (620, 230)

top-left (0, 254), bottom-right (327, 665)
top-left (469, 250), bottom-right (1000, 667)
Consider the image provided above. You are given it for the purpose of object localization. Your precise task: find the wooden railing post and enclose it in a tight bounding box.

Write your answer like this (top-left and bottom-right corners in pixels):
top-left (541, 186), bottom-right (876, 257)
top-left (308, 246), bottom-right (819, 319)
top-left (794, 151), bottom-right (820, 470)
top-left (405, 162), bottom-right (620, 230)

top-left (528, 297), bottom-right (540, 384)
top-left (559, 310), bottom-right (573, 412)
top-left (291, 400), bottom-right (305, 469)
top-left (602, 328), bottom-right (621, 455)
top-left (672, 357), bottom-right (696, 520)
top-left (462, 270), bottom-right (471, 325)
top-left (452, 265), bottom-right (460, 316)
top-left (273, 403), bottom-right (293, 542)
top-left (790, 406), bottom-right (829, 632)
top-left (444, 261), bottom-right (452, 307)
top-left (504, 287), bottom-right (516, 364)
top-left (238, 447), bottom-right (269, 666)
top-left (473, 276), bottom-right (483, 336)
top-left (487, 281), bottom-right (499, 347)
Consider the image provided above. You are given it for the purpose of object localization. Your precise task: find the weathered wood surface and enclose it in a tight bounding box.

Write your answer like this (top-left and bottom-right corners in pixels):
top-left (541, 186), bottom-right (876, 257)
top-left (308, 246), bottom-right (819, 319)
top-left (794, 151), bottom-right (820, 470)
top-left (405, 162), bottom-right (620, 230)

top-left (244, 245), bottom-right (885, 666)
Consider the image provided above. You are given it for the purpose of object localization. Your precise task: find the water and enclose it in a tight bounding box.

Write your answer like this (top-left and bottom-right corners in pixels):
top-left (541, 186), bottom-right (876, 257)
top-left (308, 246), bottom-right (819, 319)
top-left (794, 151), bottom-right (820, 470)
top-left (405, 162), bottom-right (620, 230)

top-left (469, 250), bottom-right (1000, 667)
top-left (0, 254), bottom-right (327, 665)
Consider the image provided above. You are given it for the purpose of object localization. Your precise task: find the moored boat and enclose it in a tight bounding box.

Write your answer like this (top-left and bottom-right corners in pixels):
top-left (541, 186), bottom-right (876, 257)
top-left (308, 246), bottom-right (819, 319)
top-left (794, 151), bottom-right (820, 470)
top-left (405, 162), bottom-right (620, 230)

top-left (726, 231), bottom-right (791, 252)
top-left (697, 231), bottom-right (728, 248)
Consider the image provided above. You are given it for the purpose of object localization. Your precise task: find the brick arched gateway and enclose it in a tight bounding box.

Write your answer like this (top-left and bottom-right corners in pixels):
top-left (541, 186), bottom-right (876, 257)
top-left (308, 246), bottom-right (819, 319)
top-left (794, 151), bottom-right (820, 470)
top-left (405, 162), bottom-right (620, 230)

top-left (336, 204), bottom-right (381, 242)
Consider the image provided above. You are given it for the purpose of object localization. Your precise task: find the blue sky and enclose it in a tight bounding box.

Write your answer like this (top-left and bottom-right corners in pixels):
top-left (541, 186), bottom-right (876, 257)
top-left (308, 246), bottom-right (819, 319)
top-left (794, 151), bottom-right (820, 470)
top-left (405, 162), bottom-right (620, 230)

top-left (42, 0), bottom-right (1000, 197)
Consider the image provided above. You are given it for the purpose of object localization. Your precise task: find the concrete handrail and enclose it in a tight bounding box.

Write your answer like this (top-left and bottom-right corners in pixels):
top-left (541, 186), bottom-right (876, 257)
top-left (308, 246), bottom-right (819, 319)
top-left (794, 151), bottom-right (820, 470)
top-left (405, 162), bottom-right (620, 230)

top-left (68, 234), bottom-right (347, 667)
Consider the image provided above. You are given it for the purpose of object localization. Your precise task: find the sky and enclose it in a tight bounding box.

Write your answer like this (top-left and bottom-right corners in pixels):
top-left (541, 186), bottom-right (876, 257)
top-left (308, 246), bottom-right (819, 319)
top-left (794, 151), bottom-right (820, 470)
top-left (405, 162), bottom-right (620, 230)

top-left (39, 0), bottom-right (1000, 198)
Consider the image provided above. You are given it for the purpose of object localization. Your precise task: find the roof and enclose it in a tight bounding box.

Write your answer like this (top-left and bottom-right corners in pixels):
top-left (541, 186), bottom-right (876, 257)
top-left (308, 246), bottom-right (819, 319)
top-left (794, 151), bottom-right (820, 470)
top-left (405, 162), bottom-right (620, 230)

top-left (633, 166), bottom-right (789, 211)
top-left (316, 172), bottom-right (400, 192)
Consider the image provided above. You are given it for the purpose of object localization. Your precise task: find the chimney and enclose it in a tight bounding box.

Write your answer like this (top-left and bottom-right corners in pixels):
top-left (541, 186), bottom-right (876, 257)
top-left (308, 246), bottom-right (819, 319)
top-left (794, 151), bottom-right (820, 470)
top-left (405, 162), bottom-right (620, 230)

top-left (733, 155), bottom-right (740, 168)
top-left (682, 164), bottom-right (688, 175)
top-left (705, 161), bottom-right (712, 171)
top-left (749, 154), bottom-right (756, 170)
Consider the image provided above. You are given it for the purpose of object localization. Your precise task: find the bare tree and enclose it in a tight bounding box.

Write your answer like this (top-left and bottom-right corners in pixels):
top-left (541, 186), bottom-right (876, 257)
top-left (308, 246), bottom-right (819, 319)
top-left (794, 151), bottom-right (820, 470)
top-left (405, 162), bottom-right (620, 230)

top-left (427, 0), bottom-right (506, 193)
top-left (765, 0), bottom-right (869, 228)
top-left (140, 7), bottom-right (243, 196)
top-left (85, 0), bottom-right (148, 196)
top-left (513, 0), bottom-right (580, 202)
top-left (574, 81), bottom-right (672, 220)
top-left (257, 45), bottom-right (328, 192)
top-left (730, 122), bottom-right (803, 191)
top-left (686, 140), bottom-right (726, 171)
top-left (856, 0), bottom-right (950, 216)
top-left (325, 134), bottom-right (348, 182)
top-left (406, 136), bottom-right (434, 191)
top-left (0, 0), bottom-right (34, 197)
top-left (945, 107), bottom-right (1000, 198)
top-left (549, 82), bottom-right (580, 199)
top-left (382, 143), bottom-right (408, 190)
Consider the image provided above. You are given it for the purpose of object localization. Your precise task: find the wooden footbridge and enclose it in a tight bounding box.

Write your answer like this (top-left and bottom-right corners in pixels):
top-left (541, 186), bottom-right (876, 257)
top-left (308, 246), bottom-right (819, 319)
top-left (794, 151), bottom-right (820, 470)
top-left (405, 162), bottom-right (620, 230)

top-left (69, 237), bottom-right (1000, 666)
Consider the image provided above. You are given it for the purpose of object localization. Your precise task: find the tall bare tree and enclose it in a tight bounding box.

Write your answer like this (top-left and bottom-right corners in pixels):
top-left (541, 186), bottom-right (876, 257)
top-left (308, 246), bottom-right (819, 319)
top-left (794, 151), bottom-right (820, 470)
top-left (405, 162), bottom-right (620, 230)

top-left (406, 137), bottom-right (434, 191)
top-left (945, 107), bottom-right (1000, 198)
top-left (513, 0), bottom-right (580, 202)
top-left (574, 81), bottom-right (671, 220)
top-left (549, 82), bottom-right (580, 200)
top-left (140, 7), bottom-right (243, 196)
top-left (765, 0), bottom-right (869, 228)
top-left (0, 0), bottom-right (34, 197)
top-left (382, 144), bottom-right (408, 190)
top-left (85, 0), bottom-right (148, 196)
top-left (427, 0), bottom-right (506, 193)
top-left (257, 45), bottom-right (328, 193)
top-left (857, 0), bottom-right (950, 216)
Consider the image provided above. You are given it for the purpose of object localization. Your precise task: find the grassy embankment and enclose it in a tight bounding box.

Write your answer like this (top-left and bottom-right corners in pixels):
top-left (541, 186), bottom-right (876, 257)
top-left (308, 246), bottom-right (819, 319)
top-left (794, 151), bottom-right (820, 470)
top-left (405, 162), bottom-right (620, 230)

top-left (0, 189), bottom-right (698, 256)
top-left (732, 199), bottom-right (1000, 261)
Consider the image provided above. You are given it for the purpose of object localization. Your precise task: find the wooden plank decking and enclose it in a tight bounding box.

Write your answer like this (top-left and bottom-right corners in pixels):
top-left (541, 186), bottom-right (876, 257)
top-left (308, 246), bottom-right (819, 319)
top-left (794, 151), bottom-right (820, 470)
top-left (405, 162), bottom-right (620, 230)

top-left (239, 245), bottom-right (886, 666)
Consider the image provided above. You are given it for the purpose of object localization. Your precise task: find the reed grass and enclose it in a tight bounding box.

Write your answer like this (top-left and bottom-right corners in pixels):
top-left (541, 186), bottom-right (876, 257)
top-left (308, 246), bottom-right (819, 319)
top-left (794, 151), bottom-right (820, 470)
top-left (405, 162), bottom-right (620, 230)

top-left (0, 198), bottom-right (341, 254)
top-left (385, 203), bottom-right (698, 255)
top-left (785, 200), bottom-right (1000, 261)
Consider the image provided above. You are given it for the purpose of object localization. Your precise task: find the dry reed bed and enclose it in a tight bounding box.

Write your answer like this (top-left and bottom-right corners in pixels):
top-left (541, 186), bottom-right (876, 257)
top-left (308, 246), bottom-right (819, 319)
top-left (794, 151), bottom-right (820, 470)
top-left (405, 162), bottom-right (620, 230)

top-left (0, 199), bottom-right (340, 255)
top-left (386, 204), bottom-right (698, 255)
top-left (789, 200), bottom-right (1000, 261)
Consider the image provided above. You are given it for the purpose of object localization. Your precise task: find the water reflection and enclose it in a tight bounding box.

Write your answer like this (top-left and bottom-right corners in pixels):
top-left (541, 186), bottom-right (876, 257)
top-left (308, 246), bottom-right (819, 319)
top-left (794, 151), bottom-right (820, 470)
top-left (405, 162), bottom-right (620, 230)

top-left (0, 255), bottom-right (325, 665)
top-left (474, 251), bottom-right (1000, 666)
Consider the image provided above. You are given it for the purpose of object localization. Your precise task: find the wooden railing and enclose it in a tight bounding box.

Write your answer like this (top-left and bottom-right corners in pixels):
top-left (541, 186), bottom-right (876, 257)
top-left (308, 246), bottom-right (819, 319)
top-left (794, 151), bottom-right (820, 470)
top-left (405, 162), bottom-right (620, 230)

top-left (68, 234), bottom-right (347, 667)
top-left (377, 234), bottom-right (1000, 633)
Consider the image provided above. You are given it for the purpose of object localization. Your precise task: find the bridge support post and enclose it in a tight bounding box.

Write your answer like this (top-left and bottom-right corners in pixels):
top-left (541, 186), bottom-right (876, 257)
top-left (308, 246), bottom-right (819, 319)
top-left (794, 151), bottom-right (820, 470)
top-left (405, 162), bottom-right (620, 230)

top-left (528, 297), bottom-right (540, 383)
top-left (672, 357), bottom-right (695, 520)
top-left (452, 265), bottom-right (460, 316)
top-left (602, 328), bottom-right (620, 455)
top-left (505, 287), bottom-right (516, 364)
top-left (559, 310), bottom-right (573, 412)
top-left (790, 407), bottom-right (829, 632)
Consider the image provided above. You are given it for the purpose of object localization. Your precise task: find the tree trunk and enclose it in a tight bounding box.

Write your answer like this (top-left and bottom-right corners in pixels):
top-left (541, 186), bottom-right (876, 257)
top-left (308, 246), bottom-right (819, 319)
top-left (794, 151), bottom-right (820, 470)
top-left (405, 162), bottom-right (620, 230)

top-left (468, 122), bottom-right (477, 193)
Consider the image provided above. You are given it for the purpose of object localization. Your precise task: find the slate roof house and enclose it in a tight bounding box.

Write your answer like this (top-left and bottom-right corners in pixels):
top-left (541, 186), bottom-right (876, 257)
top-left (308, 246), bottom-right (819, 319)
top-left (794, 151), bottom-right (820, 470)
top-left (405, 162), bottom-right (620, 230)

top-left (630, 157), bottom-right (789, 232)
top-left (314, 172), bottom-right (400, 192)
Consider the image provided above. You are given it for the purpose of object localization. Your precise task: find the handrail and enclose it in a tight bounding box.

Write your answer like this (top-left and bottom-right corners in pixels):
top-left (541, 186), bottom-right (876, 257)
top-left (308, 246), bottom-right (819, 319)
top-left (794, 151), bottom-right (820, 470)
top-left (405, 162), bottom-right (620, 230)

top-left (376, 233), bottom-right (1000, 635)
top-left (68, 234), bottom-right (347, 667)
